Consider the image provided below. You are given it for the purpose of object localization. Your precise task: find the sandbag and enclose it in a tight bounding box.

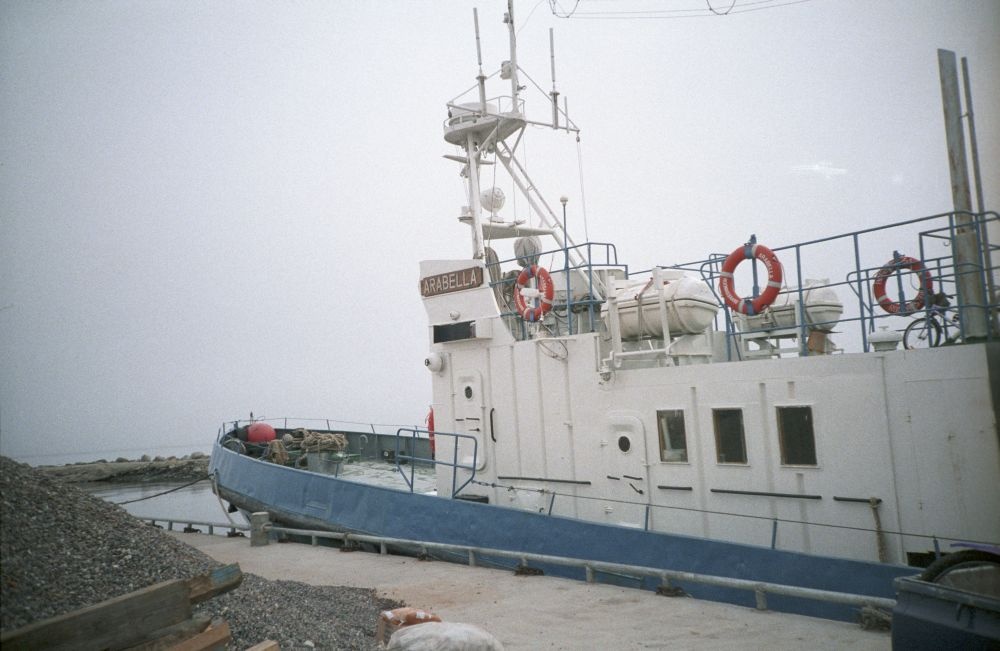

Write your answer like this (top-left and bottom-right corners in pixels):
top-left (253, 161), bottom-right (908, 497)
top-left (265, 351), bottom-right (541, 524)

top-left (387, 622), bottom-right (504, 651)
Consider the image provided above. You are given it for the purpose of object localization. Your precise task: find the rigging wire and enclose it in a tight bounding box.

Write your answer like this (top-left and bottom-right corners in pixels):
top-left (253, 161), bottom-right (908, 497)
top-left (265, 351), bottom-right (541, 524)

top-left (575, 135), bottom-right (590, 242)
top-left (551, 0), bottom-right (815, 20)
top-left (518, 0), bottom-right (550, 34)
top-left (706, 0), bottom-right (738, 15)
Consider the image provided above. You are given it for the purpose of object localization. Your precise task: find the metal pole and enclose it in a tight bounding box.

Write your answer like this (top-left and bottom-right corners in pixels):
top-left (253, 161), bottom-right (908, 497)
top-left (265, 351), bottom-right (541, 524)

top-left (961, 58), bottom-right (985, 215)
top-left (961, 56), bottom-right (997, 333)
top-left (561, 196), bottom-right (572, 334)
top-left (467, 133), bottom-right (486, 260)
top-left (938, 49), bottom-right (987, 339)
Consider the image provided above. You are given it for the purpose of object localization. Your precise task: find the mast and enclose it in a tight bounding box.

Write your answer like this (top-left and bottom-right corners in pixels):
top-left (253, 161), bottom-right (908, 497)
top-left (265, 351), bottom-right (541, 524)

top-left (466, 8), bottom-right (488, 260)
top-left (505, 0), bottom-right (521, 112)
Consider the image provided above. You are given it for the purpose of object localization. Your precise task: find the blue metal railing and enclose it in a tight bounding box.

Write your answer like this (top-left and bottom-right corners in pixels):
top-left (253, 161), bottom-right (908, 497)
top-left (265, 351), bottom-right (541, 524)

top-left (489, 241), bottom-right (621, 338)
top-left (395, 427), bottom-right (478, 498)
top-left (487, 212), bottom-right (997, 355)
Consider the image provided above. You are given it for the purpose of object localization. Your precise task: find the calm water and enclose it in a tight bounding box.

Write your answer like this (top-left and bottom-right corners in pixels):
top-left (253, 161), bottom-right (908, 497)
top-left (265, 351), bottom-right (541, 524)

top-left (85, 480), bottom-right (244, 530)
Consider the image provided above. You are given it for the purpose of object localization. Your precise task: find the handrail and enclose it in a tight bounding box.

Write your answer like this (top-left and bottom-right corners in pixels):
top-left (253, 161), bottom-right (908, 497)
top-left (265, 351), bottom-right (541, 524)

top-left (395, 427), bottom-right (478, 498)
top-left (250, 517), bottom-right (897, 614)
top-left (143, 517), bottom-right (249, 535)
top-left (485, 210), bottom-right (996, 354)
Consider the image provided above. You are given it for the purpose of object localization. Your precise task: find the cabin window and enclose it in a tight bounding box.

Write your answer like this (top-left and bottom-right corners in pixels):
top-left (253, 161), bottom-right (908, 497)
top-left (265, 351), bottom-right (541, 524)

top-left (777, 406), bottom-right (817, 465)
top-left (433, 321), bottom-right (476, 343)
top-left (656, 410), bottom-right (688, 462)
top-left (713, 409), bottom-right (747, 464)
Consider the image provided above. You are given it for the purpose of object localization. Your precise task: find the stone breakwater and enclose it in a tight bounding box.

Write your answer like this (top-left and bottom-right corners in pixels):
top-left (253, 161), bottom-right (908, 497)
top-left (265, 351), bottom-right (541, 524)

top-left (0, 456), bottom-right (401, 649)
top-left (36, 454), bottom-right (210, 483)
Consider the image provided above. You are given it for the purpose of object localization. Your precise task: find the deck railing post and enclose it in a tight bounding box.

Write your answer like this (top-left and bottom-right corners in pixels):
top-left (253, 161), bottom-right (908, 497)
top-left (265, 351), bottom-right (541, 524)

top-left (755, 586), bottom-right (768, 611)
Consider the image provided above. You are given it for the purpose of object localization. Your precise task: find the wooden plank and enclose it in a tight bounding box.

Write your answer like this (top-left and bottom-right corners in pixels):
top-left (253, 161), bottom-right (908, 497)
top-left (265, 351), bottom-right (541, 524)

top-left (124, 615), bottom-right (212, 650)
top-left (245, 641), bottom-right (280, 651)
top-left (185, 563), bottom-right (243, 604)
top-left (166, 620), bottom-right (231, 651)
top-left (0, 580), bottom-right (190, 651)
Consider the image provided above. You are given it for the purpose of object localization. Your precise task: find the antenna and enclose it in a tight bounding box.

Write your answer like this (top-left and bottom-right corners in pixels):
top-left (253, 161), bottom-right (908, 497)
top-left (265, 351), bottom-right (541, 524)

top-left (474, 8), bottom-right (487, 109)
top-left (505, 0), bottom-right (520, 109)
top-left (549, 29), bottom-right (560, 129)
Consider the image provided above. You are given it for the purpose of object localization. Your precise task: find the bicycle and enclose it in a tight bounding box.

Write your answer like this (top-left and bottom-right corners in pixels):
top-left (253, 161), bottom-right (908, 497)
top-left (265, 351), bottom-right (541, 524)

top-left (903, 291), bottom-right (960, 349)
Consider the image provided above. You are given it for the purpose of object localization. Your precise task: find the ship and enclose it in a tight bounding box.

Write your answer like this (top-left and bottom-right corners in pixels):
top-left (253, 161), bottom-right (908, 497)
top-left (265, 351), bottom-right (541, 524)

top-left (211, 1), bottom-right (999, 626)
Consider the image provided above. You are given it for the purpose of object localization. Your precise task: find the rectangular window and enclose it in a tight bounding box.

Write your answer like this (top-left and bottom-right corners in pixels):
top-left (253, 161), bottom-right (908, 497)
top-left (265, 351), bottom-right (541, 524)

top-left (713, 408), bottom-right (747, 464)
top-left (433, 321), bottom-right (476, 343)
top-left (777, 406), bottom-right (817, 465)
top-left (657, 410), bottom-right (688, 462)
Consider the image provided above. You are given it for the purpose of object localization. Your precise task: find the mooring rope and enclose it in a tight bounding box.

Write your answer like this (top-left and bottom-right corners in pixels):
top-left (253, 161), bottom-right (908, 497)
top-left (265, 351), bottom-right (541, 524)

top-left (112, 475), bottom-right (209, 505)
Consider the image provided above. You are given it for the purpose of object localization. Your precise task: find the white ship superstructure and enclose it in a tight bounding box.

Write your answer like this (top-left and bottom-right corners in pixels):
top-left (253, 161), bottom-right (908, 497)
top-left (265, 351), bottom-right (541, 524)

top-left (421, 1), bottom-right (999, 566)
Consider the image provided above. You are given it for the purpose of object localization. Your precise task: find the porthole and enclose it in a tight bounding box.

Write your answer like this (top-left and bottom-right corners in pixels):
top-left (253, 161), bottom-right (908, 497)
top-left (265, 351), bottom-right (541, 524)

top-left (618, 435), bottom-right (631, 453)
top-left (464, 386), bottom-right (473, 400)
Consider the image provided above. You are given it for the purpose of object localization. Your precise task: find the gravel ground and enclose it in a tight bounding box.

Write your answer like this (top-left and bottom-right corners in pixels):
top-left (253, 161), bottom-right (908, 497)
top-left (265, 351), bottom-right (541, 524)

top-left (0, 456), bottom-right (401, 649)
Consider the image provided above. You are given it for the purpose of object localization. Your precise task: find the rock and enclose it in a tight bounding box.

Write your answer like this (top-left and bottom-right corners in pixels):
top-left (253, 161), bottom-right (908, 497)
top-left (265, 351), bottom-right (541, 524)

top-left (141, 454), bottom-right (151, 462)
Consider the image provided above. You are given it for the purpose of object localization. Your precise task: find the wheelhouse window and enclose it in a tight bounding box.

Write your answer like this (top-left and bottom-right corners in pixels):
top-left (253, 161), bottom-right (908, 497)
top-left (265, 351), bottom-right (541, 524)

top-left (713, 408), bottom-right (747, 464)
top-left (777, 406), bottom-right (817, 465)
top-left (657, 409), bottom-right (688, 462)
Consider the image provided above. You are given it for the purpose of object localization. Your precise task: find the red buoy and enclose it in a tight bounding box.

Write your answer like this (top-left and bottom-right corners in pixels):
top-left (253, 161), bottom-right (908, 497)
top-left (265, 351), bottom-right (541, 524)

top-left (247, 422), bottom-right (276, 443)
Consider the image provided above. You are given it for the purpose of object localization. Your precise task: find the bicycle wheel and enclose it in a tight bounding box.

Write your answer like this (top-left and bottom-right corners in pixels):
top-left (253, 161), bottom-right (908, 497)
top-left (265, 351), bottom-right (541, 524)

top-left (903, 317), bottom-right (941, 349)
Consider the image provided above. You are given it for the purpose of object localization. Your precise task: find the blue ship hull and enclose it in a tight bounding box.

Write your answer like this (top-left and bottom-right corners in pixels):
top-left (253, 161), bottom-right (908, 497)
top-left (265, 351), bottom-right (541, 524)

top-left (210, 440), bottom-right (912, 623)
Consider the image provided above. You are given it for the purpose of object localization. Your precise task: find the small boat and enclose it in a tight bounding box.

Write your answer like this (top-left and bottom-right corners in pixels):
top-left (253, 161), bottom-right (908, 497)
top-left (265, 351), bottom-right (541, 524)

top-left (212, 1), bottom-right (999, 625)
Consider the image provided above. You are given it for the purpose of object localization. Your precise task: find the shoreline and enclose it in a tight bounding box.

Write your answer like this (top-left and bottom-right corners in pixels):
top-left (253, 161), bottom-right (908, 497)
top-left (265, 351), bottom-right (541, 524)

top-left (34, 454), bottom-right (210, 483)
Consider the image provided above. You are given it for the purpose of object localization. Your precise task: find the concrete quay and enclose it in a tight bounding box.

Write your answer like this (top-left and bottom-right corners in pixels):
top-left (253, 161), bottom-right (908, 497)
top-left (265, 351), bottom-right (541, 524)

top-left (169, 531), bottom-right (890, 650)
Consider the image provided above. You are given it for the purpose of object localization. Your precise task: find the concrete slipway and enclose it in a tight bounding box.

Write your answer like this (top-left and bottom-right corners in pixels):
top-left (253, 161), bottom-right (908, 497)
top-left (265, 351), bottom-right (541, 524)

top-left (168, 531), bottom-right (889, 650)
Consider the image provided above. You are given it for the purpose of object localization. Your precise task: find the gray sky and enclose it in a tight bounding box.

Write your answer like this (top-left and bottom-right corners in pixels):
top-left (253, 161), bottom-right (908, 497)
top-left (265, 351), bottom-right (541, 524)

top-left (2, 1), bottom-right (998, 463)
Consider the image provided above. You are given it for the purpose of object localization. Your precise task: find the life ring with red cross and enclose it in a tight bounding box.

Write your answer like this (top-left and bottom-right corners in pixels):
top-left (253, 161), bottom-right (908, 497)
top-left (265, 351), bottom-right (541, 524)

top-left (872, 256), bottom-right (933, 314)
top-left (718, 243), bottom-right (783, 315)
top-left (513, 264), bottom-right (555, 322)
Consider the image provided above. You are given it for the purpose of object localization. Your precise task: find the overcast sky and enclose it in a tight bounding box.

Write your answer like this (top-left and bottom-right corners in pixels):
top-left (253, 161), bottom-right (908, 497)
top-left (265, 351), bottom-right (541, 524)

top-left (2, 0), bottom-right (998, 463)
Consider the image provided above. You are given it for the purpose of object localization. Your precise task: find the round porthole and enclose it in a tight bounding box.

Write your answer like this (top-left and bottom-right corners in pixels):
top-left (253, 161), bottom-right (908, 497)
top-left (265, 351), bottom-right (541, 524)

top-left (618, 435), bottom-right (631, 453)
top-left (464, 386), bottom-right (473, 400)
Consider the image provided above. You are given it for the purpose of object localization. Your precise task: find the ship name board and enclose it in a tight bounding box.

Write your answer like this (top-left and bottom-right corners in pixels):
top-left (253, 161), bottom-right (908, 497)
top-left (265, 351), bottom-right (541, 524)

top-left (420, 266), bottom-right (484, 297)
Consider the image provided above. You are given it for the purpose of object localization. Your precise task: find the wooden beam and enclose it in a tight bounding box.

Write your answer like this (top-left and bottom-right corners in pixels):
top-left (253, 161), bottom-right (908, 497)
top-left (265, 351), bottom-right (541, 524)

top-left (0, 564), bottom-right (242, 651)
top-left (0, 580), bottom-right (190, 651)
top-left (125, 615), bottom-right (212, 651)
top-left (186, 564), bottom-right (243, 604)
top-left (166, 620), bottom-right (231, 651)
top-left (244, 641), bottom-right (280, 651)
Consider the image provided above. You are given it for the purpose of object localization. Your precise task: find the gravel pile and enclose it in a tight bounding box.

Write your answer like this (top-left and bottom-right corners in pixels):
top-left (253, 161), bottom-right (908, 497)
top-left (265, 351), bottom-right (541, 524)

top-left (1, 456), bottom-right (401, 649)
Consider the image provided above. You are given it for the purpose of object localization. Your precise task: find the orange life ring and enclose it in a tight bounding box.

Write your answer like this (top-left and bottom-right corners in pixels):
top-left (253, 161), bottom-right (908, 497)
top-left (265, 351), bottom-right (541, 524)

top-left (513, 264), bottom-right (555, 322)
top-left (718, 243), bottom-right (783, 315)
top-left (872, 256), bottom-right (933, 314)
